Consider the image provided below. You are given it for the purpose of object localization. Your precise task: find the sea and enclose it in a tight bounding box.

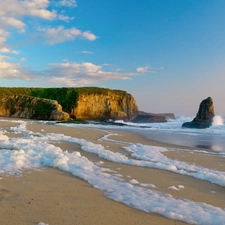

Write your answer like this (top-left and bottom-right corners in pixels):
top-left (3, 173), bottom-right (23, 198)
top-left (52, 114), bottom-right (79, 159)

top-left (63, 115), bottom-right (225, 153)
top-left (0, 115), bottom-right (225, 225)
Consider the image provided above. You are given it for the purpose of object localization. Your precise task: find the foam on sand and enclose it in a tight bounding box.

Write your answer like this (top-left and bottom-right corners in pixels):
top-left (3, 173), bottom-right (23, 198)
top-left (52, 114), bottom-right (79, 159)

top-left (0, 119), bottom-right (225, 224)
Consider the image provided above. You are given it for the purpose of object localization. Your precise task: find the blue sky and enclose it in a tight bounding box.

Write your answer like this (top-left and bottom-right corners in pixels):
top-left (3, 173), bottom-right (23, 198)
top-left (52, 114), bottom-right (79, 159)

top-left (0, 0), bottom-right (225, 116)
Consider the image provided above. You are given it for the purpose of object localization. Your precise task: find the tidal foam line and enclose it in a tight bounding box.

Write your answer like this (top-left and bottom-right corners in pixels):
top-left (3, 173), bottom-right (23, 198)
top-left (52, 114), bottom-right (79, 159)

top-left (7, 122), bottom-right (225, 187)
top-left (1, 120), bottom-right (225, 224)
top-left (0, 131), bottom-right (225, 224)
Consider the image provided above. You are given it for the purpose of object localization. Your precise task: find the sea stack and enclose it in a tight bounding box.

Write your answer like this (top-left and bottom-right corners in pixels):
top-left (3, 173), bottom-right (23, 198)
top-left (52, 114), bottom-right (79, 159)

top-left (182, 97), bottom-right (215, 129)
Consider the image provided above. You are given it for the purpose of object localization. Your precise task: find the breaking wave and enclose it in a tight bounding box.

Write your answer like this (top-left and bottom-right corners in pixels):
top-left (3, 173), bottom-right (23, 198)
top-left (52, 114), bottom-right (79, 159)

top-left (213, 115), bottom-right (224, 126)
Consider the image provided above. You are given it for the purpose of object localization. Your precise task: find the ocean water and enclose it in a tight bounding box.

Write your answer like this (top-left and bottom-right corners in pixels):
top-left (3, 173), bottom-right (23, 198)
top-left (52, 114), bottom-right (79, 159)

top-left (0, 116), bottom-right (225, 224)
top-left (126, 115), bottom-right (225, 152)
top-left (59, 115), bottom-right (225, 152)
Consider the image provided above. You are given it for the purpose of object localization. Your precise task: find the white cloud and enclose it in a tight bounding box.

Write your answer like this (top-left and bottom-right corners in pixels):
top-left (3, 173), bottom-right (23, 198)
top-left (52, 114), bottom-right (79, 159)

top-left (58, 0), bottom-right (77, 7)
top-left (0, 0), bottom-right (56, 20)
top-left (136, 66), bottom-right (149, 73)
top-left (44, 76), bottom-right (92, 86)
top-left (38, 26), bottom-right (97, 44)
top-left (0, 0), bottom-right (97, 56)
top-left (0, 59), bottom-right (138, 86)
top-left (0, 55), bottom-right (10, 61)
top-left (20, 58), bottom-right (27, 62)
top-left (0, 29), bottom-right (9, 46)
top-left (0, 29), bottom-right (18, 54)
top-left (30, 8), bottom-right (57, 20)
top-left (0, 16), bottom-right (26, 32)
top-left (0, 47), bottom-right (19, 54)
top-left (82, 31), bottom-right (98, 41)
top-left (0, 0), bottom-right (56, 54)
top-left (58, 14), bottom-right (74, 22)
top-left (0, 61), bottom-right (36, 80)
top-left (43, 62), bottom-right (135, 86)
top-left (81, 51), bottom-right (93, 54)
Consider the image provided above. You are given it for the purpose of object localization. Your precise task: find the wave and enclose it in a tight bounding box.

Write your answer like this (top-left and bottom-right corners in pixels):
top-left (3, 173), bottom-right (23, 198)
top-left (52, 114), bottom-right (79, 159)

top-left (213, 115), bottom-right (224, 126)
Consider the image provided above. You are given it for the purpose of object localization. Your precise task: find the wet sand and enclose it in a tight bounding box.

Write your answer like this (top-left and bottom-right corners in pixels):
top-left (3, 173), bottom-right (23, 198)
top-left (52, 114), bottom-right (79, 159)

top-left (0, 119), bottom-right (225, 225)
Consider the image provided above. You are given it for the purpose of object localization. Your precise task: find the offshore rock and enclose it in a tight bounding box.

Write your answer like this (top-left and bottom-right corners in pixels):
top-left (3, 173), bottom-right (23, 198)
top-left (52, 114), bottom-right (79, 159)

top-left (0, 95), bottom-right (70, 121)
top-left (158, 113), bottom-right (176, 120)
top-left (131, 114), bottom-right (167, 123)
top-left (131, 111), bottom-right (175, 123)
top-left (182, 97), bottom-right (215, 129)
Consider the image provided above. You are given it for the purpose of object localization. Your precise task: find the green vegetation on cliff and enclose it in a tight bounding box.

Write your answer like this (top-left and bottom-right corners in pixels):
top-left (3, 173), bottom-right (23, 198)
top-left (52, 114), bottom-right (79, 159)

top-left (77, 87), bottom-right (127, 95)
top-left (29, 88), bottom-right (79, 112)
top-left (0, 87), bottom-right (33, 97)
top-left (0, 95), bottom-right (56, 120)
top-left (0, 87), bottom-right (79, 113)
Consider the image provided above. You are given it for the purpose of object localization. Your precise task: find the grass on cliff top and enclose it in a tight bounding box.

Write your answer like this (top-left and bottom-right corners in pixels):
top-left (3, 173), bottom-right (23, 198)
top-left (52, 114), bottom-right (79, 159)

top-left (77, 87), bottom-right (127, 95)
top-left (0, 87), bottom-right (33, 97)
top-left (0, 87), bottom-right (127, 97)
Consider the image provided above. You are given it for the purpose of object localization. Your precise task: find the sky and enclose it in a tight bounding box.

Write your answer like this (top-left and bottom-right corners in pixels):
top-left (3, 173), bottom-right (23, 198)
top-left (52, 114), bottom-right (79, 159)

top-left (0, 0), bottom-right (225, 116)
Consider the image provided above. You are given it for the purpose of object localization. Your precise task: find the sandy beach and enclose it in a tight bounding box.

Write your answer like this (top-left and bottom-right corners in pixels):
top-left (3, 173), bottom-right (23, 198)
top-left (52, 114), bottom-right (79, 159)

top-left (0, 119), bottom-right (225, 225)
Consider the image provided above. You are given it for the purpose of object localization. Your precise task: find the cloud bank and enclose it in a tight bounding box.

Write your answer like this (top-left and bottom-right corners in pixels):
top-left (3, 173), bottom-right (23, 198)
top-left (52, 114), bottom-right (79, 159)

top-left (0, 0), bottom-right (96, 52)
top-left (0, 60), bottom-right (138, 86)
top-left (0, 0), bottom-right (152, 87)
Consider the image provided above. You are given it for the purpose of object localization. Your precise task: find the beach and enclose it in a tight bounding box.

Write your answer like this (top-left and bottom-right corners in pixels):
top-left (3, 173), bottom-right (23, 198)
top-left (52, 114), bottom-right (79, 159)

top-left (0, 118), bottom-right (225, 225)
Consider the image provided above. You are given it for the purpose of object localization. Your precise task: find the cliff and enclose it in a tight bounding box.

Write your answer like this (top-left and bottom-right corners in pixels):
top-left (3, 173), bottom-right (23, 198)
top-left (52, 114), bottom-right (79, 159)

top-left (70, 88), bottom-right (138, 120)
top-left (0, 87), bottom-right (138, 121)
top-left (0, 95), bottom-right (70, 121)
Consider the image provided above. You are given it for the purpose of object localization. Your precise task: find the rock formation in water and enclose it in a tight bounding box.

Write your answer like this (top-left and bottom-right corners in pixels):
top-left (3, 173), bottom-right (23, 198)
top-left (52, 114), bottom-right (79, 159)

top-left (131, 111), bottom-right (175, 123)
top-left (182, 97), bottom-right (215, 129)
top-left (131, 114), bottom-right (167, 123)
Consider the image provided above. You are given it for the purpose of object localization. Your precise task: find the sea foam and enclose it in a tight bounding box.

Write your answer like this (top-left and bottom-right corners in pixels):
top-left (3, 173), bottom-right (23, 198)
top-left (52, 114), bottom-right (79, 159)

top-left (213, 115), bottom-right (224, 126)
top-left (1, 119), bottom-right (225, 224)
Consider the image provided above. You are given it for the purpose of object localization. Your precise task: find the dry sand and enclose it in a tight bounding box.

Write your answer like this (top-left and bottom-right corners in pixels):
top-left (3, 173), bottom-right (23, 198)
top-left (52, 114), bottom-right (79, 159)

top-left (0, 119), bottom-right (225, 225)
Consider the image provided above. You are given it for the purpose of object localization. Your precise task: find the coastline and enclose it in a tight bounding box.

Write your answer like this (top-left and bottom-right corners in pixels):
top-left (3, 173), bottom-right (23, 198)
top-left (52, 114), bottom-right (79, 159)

top-left (0, 118), bottom-right (225, 224)
top-left (138, 129), bottom-right (225, 152)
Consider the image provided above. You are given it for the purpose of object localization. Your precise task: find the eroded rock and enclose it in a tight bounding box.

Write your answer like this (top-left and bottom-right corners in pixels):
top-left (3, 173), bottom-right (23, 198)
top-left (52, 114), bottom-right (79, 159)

top-left (182, 97), bottom-right (214, 129)
top-left (0, 95), bottom-right (70, 121)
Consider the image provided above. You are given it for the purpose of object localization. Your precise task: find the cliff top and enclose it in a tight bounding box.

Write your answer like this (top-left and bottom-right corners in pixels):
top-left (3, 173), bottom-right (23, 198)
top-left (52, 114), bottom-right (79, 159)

top-left (0, 87), bottom-right (127, 97)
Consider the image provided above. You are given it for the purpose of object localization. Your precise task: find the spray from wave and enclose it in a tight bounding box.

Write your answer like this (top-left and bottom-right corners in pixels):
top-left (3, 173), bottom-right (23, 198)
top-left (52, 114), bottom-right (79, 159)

top-left (212, 115), bottom-right (224, 126)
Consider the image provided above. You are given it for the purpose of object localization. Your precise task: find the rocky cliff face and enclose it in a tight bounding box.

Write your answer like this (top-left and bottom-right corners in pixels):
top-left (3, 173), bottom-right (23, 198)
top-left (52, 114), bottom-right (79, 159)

top-left (182, 97), bottom-right (215, 129)
top-left (0, 95), bottom-right (70, 121)
top-left (71, 90), bottom-right (138, 120)
top-left (0, 87), bottom-right (139, 121)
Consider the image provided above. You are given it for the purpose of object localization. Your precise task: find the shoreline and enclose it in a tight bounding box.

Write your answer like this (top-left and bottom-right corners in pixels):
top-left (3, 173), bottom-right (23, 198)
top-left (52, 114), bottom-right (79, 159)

top-left (139, 130), bottom-right (225, 152)
top-left (0, 118), bottom-right (225, 224)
